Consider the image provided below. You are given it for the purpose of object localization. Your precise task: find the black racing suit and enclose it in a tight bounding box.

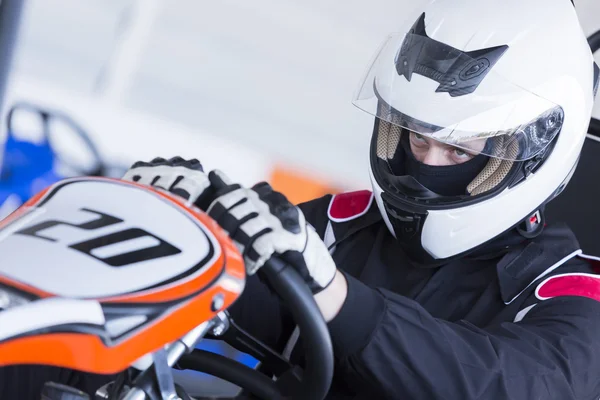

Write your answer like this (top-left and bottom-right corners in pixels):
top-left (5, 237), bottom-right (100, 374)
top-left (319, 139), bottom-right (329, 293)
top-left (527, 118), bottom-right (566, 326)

top-left (229, 193), bottom-right (600, 399)
top-left (2, 192), bottom-right (600, 399)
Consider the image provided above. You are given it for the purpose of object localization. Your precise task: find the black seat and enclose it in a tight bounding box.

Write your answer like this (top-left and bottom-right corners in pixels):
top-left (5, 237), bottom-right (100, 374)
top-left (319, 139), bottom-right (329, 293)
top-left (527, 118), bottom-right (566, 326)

top-left (544, 30), bottom-right (600, 254)
top-left (545, 123), bottom-right (600, 254)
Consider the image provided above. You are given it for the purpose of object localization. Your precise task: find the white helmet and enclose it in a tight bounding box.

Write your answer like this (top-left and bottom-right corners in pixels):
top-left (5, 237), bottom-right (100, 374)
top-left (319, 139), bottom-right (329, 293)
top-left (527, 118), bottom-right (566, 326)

top-left (353, 0), bottom-right (599, 265)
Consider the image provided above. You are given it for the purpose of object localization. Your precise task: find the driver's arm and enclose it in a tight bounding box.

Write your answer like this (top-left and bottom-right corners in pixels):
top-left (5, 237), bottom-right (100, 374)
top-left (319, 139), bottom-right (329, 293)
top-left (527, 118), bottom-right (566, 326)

top-left (324, 272), bottom-right (600, 399)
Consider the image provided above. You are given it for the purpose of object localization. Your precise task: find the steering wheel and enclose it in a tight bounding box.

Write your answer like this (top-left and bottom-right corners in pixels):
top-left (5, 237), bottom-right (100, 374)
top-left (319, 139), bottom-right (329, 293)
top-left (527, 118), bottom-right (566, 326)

top-left (128, 257), bottom-right (334, 400)
top-left (5, 102), bottom-right (111, 177)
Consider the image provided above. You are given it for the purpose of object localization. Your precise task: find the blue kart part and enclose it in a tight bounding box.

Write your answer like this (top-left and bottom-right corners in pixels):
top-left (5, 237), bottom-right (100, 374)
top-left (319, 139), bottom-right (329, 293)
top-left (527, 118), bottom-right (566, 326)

top-left (0, 129), bottom-right (63, 218)
top-left (196, 340), bottom-right (259, 374)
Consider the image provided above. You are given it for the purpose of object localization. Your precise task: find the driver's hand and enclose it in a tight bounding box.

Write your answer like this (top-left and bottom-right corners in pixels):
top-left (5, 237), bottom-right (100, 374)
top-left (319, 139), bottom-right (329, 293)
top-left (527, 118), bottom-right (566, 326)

top-left (206, 170), bottom-right (337, 294)
top-left (122, 156), bottom-right (216, 210)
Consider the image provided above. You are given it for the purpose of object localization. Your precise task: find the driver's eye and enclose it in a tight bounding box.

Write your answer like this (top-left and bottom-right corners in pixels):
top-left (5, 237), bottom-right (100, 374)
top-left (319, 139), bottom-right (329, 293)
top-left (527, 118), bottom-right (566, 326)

top-left (452, 147), bottom-right (475, 163)
top-left (410, 132), bottom-right (428, 146)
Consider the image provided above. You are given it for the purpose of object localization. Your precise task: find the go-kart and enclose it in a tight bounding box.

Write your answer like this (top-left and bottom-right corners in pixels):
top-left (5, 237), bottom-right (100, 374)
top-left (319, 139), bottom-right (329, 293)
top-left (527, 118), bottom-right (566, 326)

top-left (0, 176), bottom-right (333, 400)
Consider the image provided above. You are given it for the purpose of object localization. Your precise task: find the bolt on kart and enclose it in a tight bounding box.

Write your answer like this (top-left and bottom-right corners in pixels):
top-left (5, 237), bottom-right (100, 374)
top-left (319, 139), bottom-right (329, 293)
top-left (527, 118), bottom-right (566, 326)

top-left (0, 176), bottom-right (334, 400)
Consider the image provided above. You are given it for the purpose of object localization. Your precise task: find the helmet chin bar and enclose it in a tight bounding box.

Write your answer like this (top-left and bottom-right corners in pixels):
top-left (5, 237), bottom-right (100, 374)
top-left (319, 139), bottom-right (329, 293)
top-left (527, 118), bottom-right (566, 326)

top-left (374, 155), bottom-right (548, 267)
top-left (381, 185), bottom-right (544, 267)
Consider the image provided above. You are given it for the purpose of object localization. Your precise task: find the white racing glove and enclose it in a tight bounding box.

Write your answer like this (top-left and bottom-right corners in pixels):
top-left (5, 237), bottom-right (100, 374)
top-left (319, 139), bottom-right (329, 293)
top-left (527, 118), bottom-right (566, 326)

top-left (206, 170), bottom-right (337, 294)
top-left (122, 157), bottom-right (337, 293)
top-left (122, 156), bottom-right (216, 210)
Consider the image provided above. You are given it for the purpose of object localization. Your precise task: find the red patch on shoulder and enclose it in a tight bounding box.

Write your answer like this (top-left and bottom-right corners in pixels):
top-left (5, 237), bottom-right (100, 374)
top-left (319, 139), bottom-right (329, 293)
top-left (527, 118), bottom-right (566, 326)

top-left (327, 190), bottom-right (374, 222)
top-left (536, 273), bottom-right (600, 303)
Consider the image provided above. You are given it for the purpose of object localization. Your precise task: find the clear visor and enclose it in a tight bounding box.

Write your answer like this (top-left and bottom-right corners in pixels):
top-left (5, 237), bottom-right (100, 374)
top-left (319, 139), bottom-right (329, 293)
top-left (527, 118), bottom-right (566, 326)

top-left (353, 29), bottom-right (563, 161)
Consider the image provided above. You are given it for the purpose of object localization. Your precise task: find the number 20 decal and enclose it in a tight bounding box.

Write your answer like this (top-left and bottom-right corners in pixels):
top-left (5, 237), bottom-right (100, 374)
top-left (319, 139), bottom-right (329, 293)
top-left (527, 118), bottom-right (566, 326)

top-left (16, 208), bottom-right (181, 267)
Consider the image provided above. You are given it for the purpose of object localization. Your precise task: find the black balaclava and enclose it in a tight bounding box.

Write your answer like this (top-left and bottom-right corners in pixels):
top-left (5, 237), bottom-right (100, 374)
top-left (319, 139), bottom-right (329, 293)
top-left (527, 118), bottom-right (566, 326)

top-left (393, 132), bottom-right (489, 196)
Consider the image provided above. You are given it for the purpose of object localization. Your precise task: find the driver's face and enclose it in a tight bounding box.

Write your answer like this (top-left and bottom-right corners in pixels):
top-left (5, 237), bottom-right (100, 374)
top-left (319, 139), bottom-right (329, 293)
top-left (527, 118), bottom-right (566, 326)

top-left (408, 131), bottom-right (487, 166)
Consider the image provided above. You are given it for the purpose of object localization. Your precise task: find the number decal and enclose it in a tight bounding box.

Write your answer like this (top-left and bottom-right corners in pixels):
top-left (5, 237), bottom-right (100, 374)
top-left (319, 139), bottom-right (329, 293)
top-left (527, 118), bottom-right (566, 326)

top-left (16, 208), bottom-right (181, 267)
top-left (70, 228), bottom-right (181, 267)
top-left (16, 208), bottom-right (122, 241)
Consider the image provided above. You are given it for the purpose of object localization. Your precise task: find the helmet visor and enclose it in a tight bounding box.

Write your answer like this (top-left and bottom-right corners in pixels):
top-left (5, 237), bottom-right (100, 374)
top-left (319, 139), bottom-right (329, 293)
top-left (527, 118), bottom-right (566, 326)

top-left (353, 25), bottom-right (563, 161)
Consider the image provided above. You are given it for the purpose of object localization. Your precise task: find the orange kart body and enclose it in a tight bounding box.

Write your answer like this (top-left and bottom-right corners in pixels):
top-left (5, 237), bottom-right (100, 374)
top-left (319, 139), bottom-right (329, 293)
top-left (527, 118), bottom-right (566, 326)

top-left (0, 177), bottom-right (245, 374)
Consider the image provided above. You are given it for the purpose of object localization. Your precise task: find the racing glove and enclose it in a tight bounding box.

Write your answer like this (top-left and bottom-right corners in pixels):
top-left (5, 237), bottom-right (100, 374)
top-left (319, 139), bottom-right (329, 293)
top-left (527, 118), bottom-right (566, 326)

top-left (206, 170), bottom-right (337, 294)
top-left (122, 157), bottom-right (337, 293)
top-left (121, 156), bottom-right (216, 210)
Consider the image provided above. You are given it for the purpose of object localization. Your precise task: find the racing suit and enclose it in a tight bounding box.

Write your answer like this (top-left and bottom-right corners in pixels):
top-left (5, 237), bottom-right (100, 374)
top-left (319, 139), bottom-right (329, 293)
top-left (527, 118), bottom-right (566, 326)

top-left (229, 191), bottom-right (600, 399)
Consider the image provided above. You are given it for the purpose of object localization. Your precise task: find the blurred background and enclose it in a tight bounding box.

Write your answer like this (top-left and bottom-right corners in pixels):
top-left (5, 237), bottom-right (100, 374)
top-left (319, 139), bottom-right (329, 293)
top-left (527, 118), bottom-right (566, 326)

top-left (2, 0), bottom-right (600, 211)
top-left (0, 0), bottom-right (598, 397)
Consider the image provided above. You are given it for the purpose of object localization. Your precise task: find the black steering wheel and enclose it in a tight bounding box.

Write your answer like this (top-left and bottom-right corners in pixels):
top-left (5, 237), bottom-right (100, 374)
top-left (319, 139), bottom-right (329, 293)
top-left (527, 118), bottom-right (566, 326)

top-left (181, 258), bottom-right (334, 400)
top-left (129, 257), bottom-right (334, 400)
